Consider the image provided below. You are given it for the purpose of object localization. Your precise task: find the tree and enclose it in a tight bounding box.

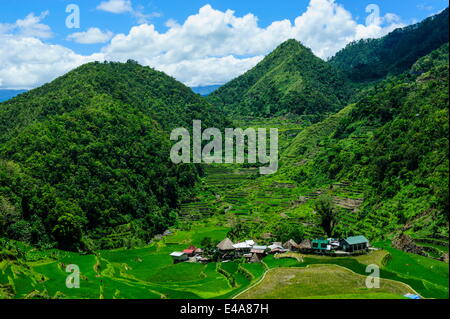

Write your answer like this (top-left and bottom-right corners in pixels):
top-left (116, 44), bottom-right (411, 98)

top-left (314, 194), bottom-right (338, 237)
top-left (200, 237), bottom-right (212, 248)
top-left (50, 200), bottom-right (87, 250)
top-left (0, 196), bottom-right (20, 236)
top-left (273, 221), bottom-right (305, 243)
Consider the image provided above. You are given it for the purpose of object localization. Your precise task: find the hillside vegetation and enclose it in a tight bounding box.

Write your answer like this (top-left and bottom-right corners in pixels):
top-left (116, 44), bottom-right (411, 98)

top-left (283, 43), bottom-right (449, 240)
top-left (329, 8), bottom-right (449, 83)
top-left (208, 39), bottom-right (352, 120)
top-left (0, 61), bottom-right (227, 251)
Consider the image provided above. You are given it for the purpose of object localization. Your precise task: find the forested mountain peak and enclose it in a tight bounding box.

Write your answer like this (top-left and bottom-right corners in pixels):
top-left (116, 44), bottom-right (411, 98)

top-left (0, 60), bottom-right (227, 250)
top-left (0, 60), bottom-right (227, 142)
top-left (329, 8), bottom-right (449, 83)
top-left (208, 39), bottom-right (352, 120)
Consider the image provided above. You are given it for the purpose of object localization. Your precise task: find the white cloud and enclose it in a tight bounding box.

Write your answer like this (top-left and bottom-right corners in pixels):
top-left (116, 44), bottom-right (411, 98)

top-left (0, 11), bottom-right (103, 89)
top-left (67, 28), bottom-right (114, 44)
top-left (101, 1), bottom-right (405, 86)
top-left (0, 35), bottom-right (104, 89)
top-left (159, 56), bottom-right (264, 87)
top-left (1, 1), bottom-right (406, 89)
top-left (97, 0), bottom-right (132, 14)
top-left (96, 0), bottom-right (160, 24)
top-left (0, 11), bottom-right (53, 39)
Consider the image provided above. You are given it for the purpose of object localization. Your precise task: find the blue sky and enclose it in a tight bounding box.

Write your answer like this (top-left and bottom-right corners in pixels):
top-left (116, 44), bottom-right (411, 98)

top-left (0, 0), bottom-right (448, 89)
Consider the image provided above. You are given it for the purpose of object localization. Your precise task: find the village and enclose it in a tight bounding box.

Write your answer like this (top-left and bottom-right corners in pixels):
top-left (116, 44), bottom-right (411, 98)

top-left (170, 235), bottom-right (371, 264)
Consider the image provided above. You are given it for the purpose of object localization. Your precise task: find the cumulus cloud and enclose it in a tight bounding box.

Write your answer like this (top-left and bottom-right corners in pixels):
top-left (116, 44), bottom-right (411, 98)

top-left (1, 1), bottom-right (406, 89)
top-left (67, 28), bottom-right (114, 44)
top-left (0, 12), bottom-right (103, 89)
top-left (0, 11), bottom-right (53, 39)
top-left (158, 56), bottom-right (264, 87)
top-left (0, 35), bottom-right (104, 89)
top-left (97, 0), bottom-right (133, 14)
top-left (100, 1), bottom-right (404, 86)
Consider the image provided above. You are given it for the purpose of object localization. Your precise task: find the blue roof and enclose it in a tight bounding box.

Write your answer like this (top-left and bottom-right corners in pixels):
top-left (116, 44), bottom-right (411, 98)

top-left (404, 294), bottom-right (421, 299)
top-left (344, 235), bottom-right (369, 245)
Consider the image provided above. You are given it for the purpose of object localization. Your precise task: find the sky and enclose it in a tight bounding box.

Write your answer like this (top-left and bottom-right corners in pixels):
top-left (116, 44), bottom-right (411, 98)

top-left (0, 0), bottom-right (448, 89)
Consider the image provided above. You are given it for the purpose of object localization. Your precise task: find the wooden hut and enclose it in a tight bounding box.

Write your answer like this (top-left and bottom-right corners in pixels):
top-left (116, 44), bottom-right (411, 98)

top-left (298, 239), bottom-right (312, 253)
top-left (250, 253), bottom-right (263, 263)
top-left (283, 239), bottom-right (298, 251)
top-left (216, 238), bottom-right (235, 252)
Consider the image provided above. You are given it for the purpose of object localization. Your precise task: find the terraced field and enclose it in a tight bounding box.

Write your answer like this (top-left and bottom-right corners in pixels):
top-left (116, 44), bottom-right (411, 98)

top-left (1, 226), bottom-right (263, 299)
top-left (2, 230), bottom-right (448, 299)
top-left (1, 116), bottom-right (447, 300)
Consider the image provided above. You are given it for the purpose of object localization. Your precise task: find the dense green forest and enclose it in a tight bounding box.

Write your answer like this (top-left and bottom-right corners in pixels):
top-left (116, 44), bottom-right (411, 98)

top-left (329, 8), bottom-right (449, 83)
top-left (208, 39), bottom-right (352, 121)
top-left (0, 61), bottom-right (227, 251)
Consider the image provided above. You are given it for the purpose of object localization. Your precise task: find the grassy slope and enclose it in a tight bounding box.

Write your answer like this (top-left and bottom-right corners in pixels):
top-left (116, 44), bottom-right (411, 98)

top-left (237, 264), bottom-right (416, 299)
top-left (236, 246), bottom-right (448, 299)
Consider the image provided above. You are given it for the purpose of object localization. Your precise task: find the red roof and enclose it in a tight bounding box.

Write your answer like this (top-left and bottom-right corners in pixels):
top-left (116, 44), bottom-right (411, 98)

top-left (183, 249), bottom-right (194, 254)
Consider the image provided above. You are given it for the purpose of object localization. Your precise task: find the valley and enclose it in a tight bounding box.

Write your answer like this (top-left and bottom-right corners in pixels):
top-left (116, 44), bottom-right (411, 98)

top-left (0, 8), bottom-right (449, 300)
top-left (1, 114), bottom-right (448, 299)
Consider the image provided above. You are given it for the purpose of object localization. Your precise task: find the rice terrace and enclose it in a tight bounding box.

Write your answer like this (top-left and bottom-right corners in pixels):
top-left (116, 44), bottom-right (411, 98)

top-left (0, 0), bottom-right (449, 302)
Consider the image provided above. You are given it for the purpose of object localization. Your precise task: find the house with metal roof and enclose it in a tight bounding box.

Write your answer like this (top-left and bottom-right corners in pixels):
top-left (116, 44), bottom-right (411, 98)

top-left (233, 240), bottom-right (255, 251)
top-left (183, 245), bottom-right (196, 256)
top-left (170, 251), bottom-right (188, 263)
top-left (252, 245), bottom-right (267, 251)
top-left (250, 245), bottom-right (267, 254)
top-left (311, 238), bottom-right (331, 252)
top-left (340, 235), bottom-right (369, 252)
top-left (268, 242), bottom-right (284, 252)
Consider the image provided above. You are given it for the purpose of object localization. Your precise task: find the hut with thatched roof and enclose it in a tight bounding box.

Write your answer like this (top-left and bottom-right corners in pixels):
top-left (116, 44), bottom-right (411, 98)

top-left (216, 238), bottom-right (235, 252)
top-left (250, 252), bottom-right (263, 263)
top-left (298, 239), bottom-right (312, 253)
top-left (283, 239), bottom-right (298, 251)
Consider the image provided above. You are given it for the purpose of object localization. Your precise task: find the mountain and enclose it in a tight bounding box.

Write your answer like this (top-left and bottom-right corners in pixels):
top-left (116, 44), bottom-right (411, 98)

top-left (208, 39), bottom-right (352, 120)
top-left (0, 60), bottom-right (228, 250)
top-left (191, 85), bottom-right (221, 96)
top-left (284, 43), bottom-right (449, 240)
top-left (0, 60), bottom-right (227, 143)
top-left (0, 90), bottom-right (27, 103)
top-left (329, 8), bottom-right (449, 83)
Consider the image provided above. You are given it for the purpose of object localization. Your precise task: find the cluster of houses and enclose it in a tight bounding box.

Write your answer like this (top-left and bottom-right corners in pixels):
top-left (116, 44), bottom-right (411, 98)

top-left (169, 235), bottom-right (370, 264)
